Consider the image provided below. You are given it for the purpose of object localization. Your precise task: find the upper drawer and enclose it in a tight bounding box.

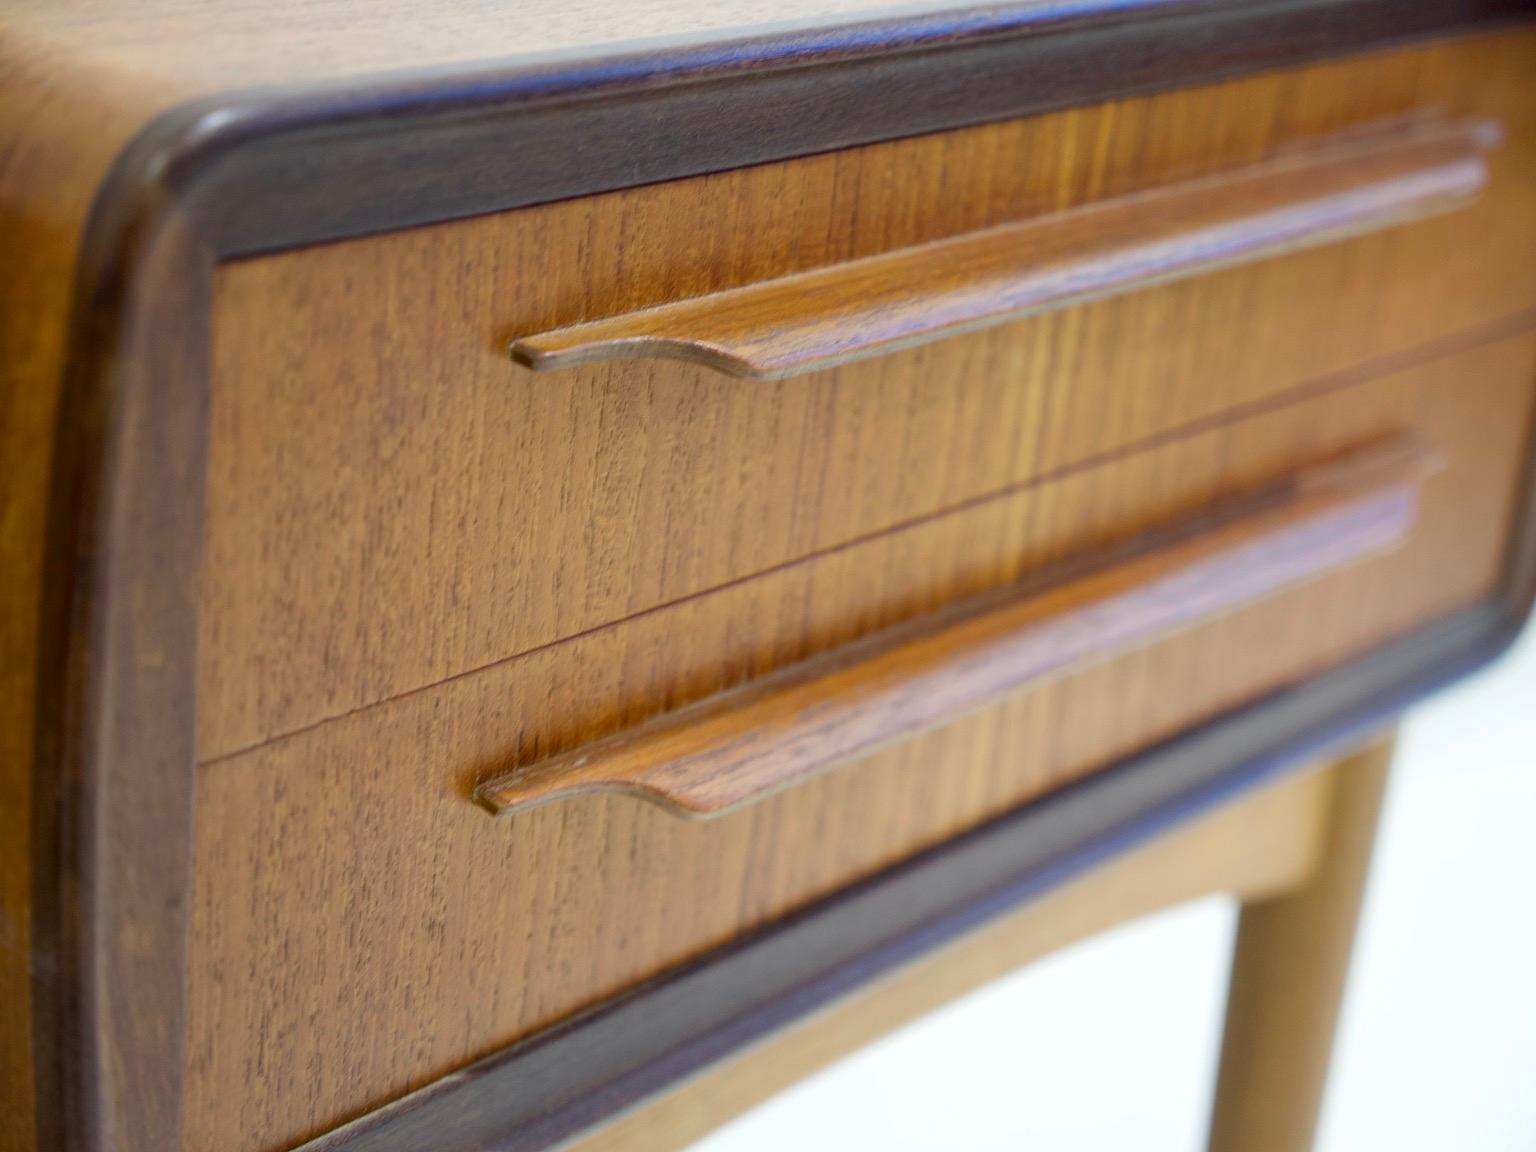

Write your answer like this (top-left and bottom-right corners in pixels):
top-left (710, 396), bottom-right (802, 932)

top-left (200, 31), bottom-right (1536, 761)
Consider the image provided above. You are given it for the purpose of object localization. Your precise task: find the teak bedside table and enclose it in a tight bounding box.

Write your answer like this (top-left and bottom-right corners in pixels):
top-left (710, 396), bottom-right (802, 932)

top-left (3, 3), bottom-right (1535, 1151)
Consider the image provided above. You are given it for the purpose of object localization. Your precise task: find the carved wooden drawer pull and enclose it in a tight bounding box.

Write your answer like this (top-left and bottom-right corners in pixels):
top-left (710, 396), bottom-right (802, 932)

top-left (509, 117), bottom-right (1497, 380)
top-left (475, 435), bottom-right (1437, 819)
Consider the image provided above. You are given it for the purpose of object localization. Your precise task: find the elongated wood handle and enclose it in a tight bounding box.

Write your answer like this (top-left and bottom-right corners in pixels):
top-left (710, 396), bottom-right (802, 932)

top-left (475, 435), bottom-right (1436, 819)
top-left (509, 117), bottom-right (1497, 380)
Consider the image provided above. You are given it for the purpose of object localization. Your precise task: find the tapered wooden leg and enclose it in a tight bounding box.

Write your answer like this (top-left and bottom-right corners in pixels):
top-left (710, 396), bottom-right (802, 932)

top-left (1206, 732), bottom-right (1394, 1152)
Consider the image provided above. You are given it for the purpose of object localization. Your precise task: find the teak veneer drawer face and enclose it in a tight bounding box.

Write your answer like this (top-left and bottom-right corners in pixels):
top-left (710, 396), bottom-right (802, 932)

top-left (186, 330), bottom-right (1536, 1152)
top-left (12, 8), bottom-right (1536, 1152)
top-left (201, 32), bottom-right (1536, 763)
top-left (173, 31), bottom-right (1536, 1152)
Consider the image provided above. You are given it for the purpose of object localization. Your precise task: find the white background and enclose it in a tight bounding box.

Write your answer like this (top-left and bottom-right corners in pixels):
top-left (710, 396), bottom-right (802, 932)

top-left (694, 628), bottom-right (1536, 1152)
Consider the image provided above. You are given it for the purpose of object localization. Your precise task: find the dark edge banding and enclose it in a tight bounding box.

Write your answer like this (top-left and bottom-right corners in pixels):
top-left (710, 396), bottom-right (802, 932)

top-left (28, 2), bottom-right (1536, 1150)
top-left (31, 75), bottom-right (228, 1151)
top-left (33, 168), bottom-right (213, 1152)
top-left (141, 0), bottom-right (1536, 257)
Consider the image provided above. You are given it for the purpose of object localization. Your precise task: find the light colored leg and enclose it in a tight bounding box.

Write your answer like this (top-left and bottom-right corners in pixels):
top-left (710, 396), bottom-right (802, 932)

top-left (567, 762), bottom-right (1336, 1152)
top-left (1206, 732), bottom-right (1395, 1152)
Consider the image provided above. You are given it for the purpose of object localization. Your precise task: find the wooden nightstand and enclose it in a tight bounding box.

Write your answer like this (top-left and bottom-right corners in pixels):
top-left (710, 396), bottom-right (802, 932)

top-left (3, 4), bottom-right (1534, 1151)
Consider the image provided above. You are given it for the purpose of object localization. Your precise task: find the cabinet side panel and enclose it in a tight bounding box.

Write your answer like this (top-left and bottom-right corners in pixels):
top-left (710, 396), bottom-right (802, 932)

top-left (0, 51), bottom-right (146, 1152)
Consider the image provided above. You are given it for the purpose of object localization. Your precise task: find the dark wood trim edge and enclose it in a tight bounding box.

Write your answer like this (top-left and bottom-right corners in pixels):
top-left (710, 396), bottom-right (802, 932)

top-left (32, 145), bottom-right (214, 1152)
top-left (294, 602), bottom-right (1521, 1152)
top-left (26, 3), bottom-right (1536, 1151)
top-left (141, 0), bottom-right (1536, 257)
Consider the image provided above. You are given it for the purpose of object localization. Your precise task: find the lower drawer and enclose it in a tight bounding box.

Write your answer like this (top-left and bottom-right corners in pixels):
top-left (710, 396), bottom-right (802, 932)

top-left (184, 330), bottom-right (1534, 1152)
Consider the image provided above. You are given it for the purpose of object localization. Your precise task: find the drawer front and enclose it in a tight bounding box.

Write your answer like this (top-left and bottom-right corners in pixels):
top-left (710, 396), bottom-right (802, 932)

top-left (186, 331), bottom-right (1535, 1152)
top-left (200, 31), bottom-right (1536, 762)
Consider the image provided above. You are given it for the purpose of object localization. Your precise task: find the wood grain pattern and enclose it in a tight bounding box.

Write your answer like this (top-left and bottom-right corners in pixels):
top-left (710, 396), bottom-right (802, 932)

top-left (3, 10), bottom-right (1534, 1152)
top-left (512, 118), bottom-right (1496, 379)
top-left (287, 700), bottom-right (1400, 1152)
top-left (184, 332), bottom-right (1536, 1152)
top-left (0, 42), bottom-right (154, 1152)
top-left (14, 1), bottom-right (1531, 260)
top-left (202, 32), bottom-right (1536, 762)
top-left (563, 753), bottom-right (1340, 1152)
top-left (32, 15), bottom-right (1516, 1146)
top-left (1207, 733), bottom-right (1394, 1152)
top-left (477, 437), bottom-right (1431, 818)
top-left (0, 64), bottom-right (217, 1149)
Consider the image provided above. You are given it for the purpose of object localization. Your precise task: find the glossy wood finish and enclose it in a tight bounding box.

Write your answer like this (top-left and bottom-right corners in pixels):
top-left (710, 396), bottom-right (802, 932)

top-left (563, 753), bottom-right (1341, 1152)
top-left (13, 0), bottom-right (1533, 260)
top-left (1207, 734), bottom-right (1394, 1152)
top-left (185, 331), bottom-right (1534, 1152)
top-left (3, 7), bottom-right (1535, 1152)
top-left (284, 704), bottom-right (1424, 1152)
top-left (202, 33), bottom-right (1536, 763)
top-left (512, 118), bottom-right (1495, 379)
top-left (477, 437), bottom-right (1431, 819)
